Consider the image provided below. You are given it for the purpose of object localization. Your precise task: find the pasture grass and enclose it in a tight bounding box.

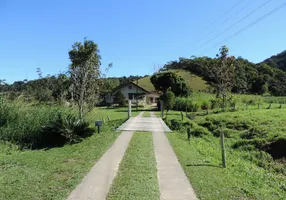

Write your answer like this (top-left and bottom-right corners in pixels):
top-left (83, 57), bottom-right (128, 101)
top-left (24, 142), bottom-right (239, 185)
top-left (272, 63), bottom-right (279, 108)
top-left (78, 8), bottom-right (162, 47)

top-left (168, 132), bottom-right (286, 200)
top-left (107, 132), bottom-right (160, 200)
top-left (164, 108), bottom-right (286, 199)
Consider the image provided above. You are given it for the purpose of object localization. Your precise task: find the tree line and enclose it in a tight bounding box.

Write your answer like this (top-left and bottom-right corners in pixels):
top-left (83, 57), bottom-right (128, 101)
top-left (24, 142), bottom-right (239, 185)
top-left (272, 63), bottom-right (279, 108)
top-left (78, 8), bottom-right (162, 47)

top-left (160, 49), bottom-right (286, 96)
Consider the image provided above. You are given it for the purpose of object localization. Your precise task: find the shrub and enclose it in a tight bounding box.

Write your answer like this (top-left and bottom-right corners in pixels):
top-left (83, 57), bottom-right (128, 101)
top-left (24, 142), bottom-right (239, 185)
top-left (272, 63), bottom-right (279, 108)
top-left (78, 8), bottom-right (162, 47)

top-left (240, 127), bottom-right (268, 139)
top-left (114, 91), bottom-right (126, 106)
top-left (41, 113), bottom-right (93, 146)
top-left (201, 101), bottom-right (209, 111)
top-left (210, 99), bottom-right (219, 109)
top-left (0, 101), bottom-right (91, 149)
top-left (0, 98), bottom-right (16, 127)
top-left (163, 89), bottom-right (175, 112)
top-left (189, 122), bottom-right (210, 137)
top-left (169, 119), bottom-right (181, 130)
top-left (212, 127), bottom-right (239, 138)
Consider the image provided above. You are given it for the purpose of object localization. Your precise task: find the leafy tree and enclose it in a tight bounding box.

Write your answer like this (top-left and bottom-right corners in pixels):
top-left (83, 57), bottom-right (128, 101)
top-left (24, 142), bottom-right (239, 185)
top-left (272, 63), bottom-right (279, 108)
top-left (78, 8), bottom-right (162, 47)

top-left (150, 72), bottom-right (188, 96)
top-left (209, 46), bottom-right (235, 110)
top-left (232, 60), bottom-right (248, 93)
top-left (113, 91), bottom-right (126, 106)
top-left (162, 89), bottom-right (175, 116)
top-left (68, 39), bottom-right (101, 120)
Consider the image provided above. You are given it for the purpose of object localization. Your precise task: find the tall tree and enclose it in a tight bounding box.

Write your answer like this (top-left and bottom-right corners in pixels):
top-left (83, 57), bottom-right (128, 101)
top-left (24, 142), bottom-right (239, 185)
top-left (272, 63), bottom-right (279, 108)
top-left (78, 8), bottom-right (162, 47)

top-left (68, 39), bottom-right (101, 120)
top-left (209, 46), bottom-right (235, 110)
top-left (150, 71), bottom-right (188, 96)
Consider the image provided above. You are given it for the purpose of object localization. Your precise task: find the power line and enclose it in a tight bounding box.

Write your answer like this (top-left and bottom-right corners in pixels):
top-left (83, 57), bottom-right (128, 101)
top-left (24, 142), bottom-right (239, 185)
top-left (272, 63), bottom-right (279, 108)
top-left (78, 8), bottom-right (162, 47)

top-left (213, 1), bottom-right (286, 48)
top-left (199, 0), bottom-right (273, 48)
top-left (193, 0), bottom-right (244, 40)
top-left (205, 0), bottom-right (258, 39)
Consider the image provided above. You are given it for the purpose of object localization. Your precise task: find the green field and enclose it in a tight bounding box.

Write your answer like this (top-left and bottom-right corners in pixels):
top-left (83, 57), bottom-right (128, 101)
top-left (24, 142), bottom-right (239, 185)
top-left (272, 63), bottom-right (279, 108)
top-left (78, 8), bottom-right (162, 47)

top-left (0, 106), bottom-right (135, 200)
top-left (135, 69), bottom-right (208, 92)
top-left (107, 132), bottom-right (159, 200)
top-left (159, 108), bottom-right (286, 199)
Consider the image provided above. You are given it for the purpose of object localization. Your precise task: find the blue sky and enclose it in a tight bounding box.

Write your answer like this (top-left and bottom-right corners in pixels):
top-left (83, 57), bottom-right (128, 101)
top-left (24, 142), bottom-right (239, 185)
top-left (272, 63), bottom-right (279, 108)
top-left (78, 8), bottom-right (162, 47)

top-left (0, 0), bottom-right (286, 83)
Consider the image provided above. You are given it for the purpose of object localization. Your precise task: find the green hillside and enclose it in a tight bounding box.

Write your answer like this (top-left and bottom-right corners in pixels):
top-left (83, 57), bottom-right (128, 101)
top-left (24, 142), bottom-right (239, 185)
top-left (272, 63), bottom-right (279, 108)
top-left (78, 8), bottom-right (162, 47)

top-left (262, 50), bottom-right (286, 71)
top-left (135, 69), bottom-right (208, 92)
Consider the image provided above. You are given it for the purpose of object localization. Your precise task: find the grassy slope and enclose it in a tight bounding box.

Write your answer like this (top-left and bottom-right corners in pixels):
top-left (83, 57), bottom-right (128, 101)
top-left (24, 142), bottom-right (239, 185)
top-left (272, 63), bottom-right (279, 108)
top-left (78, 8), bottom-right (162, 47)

top-left (170, 69), bottom-right (208, 91)
top-left (135, 69), bottom-right (208, 92)
top-left (162, 109), bottom-right (286, 199)
top-left (107, 132), bottom-right (159, 200)
top-left (0, 107), bottom-right (133, 200)
top-left (168, 133), bottom-right (286, 200)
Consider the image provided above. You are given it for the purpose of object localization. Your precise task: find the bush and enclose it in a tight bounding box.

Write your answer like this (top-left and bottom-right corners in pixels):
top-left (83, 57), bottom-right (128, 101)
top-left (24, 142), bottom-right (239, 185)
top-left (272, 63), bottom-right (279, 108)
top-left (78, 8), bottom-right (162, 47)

top-left (201, 101), bottom-right (209, 111)
top-left (163, 89), bottom-right (175, 112)
top-left (189, 122), bottom-right (210, 137)
top-left (210, 99), bottom-right (219, 109)
top-left (0, 104), bottom-right (60, 148)
top-left (0, 101), bottom-right (93, 149)
top-left (0, 98), bottom-right (17, 127)
top-left (212, 127), bottom-right (239, 138)
top-left (241, 127), bottom-right (268, 139)
top-left (114, 91), bottom-right (126, 106)
top-left (41, 113), bottom-right (93, 146)
top-left (169, 119), bottom-right (181, 130)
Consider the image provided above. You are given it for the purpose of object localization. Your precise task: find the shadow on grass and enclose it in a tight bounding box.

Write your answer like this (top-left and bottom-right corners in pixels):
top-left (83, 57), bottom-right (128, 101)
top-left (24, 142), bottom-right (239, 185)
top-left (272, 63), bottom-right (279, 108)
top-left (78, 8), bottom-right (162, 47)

top-left (186, 163), bottom-right (222, 168)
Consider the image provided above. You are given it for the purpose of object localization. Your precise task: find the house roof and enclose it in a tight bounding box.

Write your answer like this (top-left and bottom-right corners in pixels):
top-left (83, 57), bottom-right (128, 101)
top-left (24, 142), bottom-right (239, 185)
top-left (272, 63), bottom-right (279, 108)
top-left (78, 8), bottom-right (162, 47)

top-left (113, 82), bottom-right (151, 94)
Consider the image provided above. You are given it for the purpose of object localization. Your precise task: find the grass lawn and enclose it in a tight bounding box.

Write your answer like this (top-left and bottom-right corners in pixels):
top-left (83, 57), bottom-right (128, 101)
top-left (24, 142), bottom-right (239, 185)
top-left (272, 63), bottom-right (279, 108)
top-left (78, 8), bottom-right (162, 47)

top-left (0, 131), bottom-right (120, 200)
top-left (107, 132), bottom-right (160, 200)
top-left (0, 107), bottom-right (130, 200)
top-left (86, 107), bottom-right (140, 122)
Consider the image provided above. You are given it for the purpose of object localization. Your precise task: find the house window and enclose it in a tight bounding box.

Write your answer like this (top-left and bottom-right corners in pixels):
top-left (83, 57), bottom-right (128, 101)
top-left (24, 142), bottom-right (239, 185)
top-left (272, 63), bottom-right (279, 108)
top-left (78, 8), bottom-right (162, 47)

top-left (128, 85), bottom-right (132, 89)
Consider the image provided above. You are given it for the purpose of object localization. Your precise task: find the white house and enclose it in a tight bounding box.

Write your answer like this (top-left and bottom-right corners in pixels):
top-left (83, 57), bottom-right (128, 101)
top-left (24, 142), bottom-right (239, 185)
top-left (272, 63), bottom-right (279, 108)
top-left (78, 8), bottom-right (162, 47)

top-left (105, 82), bottom-right (160, 105)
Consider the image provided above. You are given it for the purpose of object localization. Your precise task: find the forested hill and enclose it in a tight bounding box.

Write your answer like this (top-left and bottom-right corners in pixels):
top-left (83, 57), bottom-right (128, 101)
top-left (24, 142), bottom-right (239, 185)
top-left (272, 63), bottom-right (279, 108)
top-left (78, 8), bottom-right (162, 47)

top-left (261, 50), bottom-right (286, 72)
top-left (160, 52), bottom-right (286, 96)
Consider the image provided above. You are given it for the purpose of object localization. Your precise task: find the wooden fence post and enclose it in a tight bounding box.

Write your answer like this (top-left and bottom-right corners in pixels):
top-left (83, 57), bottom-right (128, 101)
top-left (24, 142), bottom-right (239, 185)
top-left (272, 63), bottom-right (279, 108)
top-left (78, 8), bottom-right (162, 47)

top-left (128, 100), bottom-right (132, 118)
top-left (160, 100), bottom-right (164, 118)
top-left (220, 130), bottom-right (227, 168)
top-left (187, 128), bottom-right (191, 141)
top-left (181, 111), bottom-right (184, 121)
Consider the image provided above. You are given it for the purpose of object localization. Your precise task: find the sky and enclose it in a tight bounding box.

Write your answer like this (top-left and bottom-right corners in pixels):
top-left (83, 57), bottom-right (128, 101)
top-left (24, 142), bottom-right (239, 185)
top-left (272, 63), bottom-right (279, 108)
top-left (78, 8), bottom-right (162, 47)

top-left (0, 0), bottom-right (286, 83)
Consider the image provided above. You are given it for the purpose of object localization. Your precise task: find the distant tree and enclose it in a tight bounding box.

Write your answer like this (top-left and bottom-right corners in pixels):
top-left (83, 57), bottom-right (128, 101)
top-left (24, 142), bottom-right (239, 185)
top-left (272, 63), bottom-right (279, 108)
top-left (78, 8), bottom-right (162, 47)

top-left (232, 61), bottom-right (248, 93)
top-left (162, 89), bottom-right (175, 116)
top-left (113, 91), bottom-right (126, 106)
top-left (150, 72), bottom-right (188, 96)
top-left (68, 39), bottom-right (101, 120)
top-left (0, 79), bottom-right (7, 92)
top-left (51, 73), bottom-right (70, 101)
top-left (209, 46), bottom-right (235, 111)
